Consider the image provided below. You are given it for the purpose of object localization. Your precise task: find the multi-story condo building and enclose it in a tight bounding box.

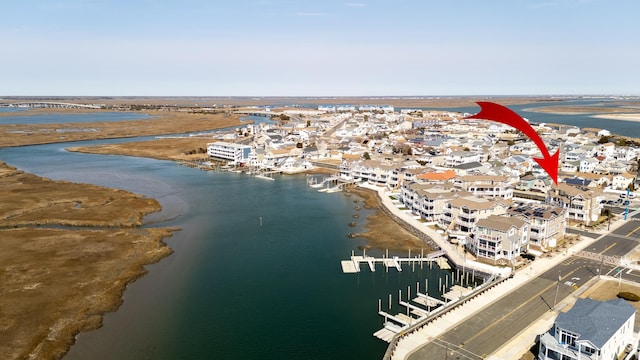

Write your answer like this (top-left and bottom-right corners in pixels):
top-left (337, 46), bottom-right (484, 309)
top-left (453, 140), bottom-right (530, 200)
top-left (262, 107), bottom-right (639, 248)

top-left (440, 196), bottom-right (511, 241)
top-left (453, 175), bottom-right (513, 199)
top-left (349, 160), bottom-right (397, 187)
top-left (400, 182), bottom-right (459, 222)
top-left (207, 141), bottom-right (252, 164)
top-left (469, 214), bottom-right (528, 264)
top-left (507, 204), bottom-right (566, 251)
top-left (538, 298), bottom-right (636, 360)
top-left (546, 183), bottom-right (603, 226)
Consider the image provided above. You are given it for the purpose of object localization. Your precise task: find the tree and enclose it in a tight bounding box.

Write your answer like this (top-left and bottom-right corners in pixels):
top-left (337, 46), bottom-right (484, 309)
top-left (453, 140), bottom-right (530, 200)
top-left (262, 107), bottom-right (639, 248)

top-left (363, 152), bottom-right (371, 160)
top-left (598, 135), bottom-right (610, 144)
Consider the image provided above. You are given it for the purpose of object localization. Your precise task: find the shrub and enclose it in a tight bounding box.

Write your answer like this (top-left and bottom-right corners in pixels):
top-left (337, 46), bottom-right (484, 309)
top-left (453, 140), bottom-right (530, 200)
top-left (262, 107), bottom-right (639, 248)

top-left (617, 292), bottom-right (640, 302)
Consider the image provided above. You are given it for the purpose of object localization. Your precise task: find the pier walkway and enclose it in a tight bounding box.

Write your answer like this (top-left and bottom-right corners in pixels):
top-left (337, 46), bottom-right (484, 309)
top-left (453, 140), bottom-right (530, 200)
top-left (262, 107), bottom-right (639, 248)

top-left (340, 249), bottom-right (446, 273)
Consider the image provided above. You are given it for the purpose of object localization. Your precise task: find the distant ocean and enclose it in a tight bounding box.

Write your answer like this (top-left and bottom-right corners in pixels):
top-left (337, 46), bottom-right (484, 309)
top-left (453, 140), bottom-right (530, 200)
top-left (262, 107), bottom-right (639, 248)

top-left (430, 99), bottom-right (640, 138)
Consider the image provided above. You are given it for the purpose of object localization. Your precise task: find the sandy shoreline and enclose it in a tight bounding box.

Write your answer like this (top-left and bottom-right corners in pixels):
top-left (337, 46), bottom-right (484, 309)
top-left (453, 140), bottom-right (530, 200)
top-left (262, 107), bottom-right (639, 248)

top-left (591, 113), bottom-right (640, 122)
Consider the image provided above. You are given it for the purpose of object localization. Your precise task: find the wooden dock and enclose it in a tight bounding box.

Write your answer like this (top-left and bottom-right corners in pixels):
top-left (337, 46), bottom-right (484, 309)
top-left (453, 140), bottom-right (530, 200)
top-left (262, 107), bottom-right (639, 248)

top-left (340, 249), bottom-right (446, 274)
top-left (370, 266), bottom-right (481, 343)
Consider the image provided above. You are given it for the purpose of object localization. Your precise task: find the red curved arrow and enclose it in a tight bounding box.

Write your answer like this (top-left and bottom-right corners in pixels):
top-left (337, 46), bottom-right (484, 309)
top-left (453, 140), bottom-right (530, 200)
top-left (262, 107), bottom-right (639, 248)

top-left (465, 102), bottom-right (559, 185)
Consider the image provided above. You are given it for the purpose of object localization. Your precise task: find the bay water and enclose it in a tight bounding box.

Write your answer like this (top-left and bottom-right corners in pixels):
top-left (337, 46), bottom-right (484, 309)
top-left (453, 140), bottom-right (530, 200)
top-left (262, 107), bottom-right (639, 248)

top-left (0, 139), bottom-right (453, 360)
top-left (2, 99), bottom-right (637, 359)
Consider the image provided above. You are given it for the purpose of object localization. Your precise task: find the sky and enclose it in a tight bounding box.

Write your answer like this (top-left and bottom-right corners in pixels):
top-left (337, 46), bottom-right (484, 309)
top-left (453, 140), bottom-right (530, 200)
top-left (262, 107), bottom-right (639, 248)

top-left (2, 0), bottom-right (639, 96)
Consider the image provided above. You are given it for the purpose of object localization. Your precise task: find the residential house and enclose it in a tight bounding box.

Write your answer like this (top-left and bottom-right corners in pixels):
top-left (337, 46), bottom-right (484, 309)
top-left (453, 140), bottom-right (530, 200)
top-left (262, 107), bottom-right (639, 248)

top-left (538, 298), bottom-right (636, 360)
top-left (580, 158), bottom-right (598, 173)
top-left (445, 151), bottom-right (481, 168)
top-left (546, 184), bottom-right (603, 226)
top-left (612, 173), bottom-right (636, 190)
top-left (440, 196), bottom-right (511, 242)
top-left (507, 204), bottom-right (566, 251)
top-left (415, 170), bottom-right (458, 184)
top-left (596, 142), bottom-right (616, 158)
top-left (561, 161), bottom-right (579, 173)
top-left (453, 175), bottom-right (513, 199)
top-left (516, 174), bottom-right (537, 191)
top-left (469, 215), bottom-right (529, 263)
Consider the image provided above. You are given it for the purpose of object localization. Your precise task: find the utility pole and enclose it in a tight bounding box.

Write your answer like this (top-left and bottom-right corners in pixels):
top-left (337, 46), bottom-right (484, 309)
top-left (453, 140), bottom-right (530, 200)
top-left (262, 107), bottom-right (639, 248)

top-left (599, 255), bottom-right (604, 279)
top-left (553, 272), bottom-right (561, 311)
top-left (618, 268), bottom-right (623, 288)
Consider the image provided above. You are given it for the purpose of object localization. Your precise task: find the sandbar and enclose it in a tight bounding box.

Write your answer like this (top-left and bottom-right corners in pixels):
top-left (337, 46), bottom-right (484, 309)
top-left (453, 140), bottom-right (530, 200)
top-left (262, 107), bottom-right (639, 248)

top-left (591, 113), bottom-right (640, 122)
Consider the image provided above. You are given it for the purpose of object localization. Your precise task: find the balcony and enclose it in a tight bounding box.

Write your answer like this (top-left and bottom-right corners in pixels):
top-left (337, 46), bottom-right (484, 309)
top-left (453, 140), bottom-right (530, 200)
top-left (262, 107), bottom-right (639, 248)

top-left (459, 214), bottom-right (476, 222)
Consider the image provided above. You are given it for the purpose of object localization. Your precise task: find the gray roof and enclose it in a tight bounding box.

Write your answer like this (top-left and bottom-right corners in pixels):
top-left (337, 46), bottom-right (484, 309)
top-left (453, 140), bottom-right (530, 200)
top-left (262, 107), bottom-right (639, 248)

top-left (555, 298), bottom-right (635, 348)
top-left (453, 161), bottom-right (483, 170)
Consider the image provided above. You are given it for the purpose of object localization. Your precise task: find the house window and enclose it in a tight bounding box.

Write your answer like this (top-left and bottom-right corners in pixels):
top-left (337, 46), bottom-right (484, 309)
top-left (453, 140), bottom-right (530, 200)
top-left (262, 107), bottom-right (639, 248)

top-left (559, 329), bottom-right (578, 347)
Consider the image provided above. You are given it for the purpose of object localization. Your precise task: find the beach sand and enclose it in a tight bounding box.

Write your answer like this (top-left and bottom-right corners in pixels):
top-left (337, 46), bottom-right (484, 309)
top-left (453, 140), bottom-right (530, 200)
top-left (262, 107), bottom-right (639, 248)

top-left (591, 113), bottom-right (640, 122)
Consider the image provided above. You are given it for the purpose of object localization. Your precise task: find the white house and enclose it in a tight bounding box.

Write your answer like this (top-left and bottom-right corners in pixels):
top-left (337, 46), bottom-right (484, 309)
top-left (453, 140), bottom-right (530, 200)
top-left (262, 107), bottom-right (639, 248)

top-left (538, 298), bottom-right (637, 360)
top-left (612, 173), bottom-right (636, 190)
top-left (579, 158), bottom-right (598, 173)
top-left (469, 214), bottom-right (529, 264)
top-left (445, 151), bottom-right (481, 168)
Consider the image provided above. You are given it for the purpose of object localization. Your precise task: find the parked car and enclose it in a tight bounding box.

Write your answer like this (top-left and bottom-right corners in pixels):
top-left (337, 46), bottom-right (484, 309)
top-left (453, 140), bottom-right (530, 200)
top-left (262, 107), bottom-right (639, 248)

top-left (620, 192), bottom-right (636, 199)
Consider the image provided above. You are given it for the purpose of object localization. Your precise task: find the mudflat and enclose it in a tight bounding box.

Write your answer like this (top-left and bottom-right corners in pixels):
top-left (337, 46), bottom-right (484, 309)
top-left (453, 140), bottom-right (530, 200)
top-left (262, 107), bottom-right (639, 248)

top-left (347, 187), bottom-right (435, 252)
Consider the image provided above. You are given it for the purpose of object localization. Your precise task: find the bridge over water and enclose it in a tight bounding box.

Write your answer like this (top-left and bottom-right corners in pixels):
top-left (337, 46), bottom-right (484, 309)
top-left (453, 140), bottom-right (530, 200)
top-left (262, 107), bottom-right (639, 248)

top-left (0, 102), bottom-right (104, 109)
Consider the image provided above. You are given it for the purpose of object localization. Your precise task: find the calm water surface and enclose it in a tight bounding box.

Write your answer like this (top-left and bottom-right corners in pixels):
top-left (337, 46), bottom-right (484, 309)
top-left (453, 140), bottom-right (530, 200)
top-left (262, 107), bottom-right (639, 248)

top-left (437, 99), bottom-right (640, 138)
top-left (3, 101), bottom-right (628, 359)
top-left (0, 140), bottom-right (455, 360)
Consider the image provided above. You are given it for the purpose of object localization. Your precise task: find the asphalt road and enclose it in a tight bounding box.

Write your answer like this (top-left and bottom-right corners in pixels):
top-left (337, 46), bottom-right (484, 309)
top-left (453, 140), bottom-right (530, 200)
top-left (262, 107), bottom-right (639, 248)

top-left (408, 219), bottom-right (640, 360)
